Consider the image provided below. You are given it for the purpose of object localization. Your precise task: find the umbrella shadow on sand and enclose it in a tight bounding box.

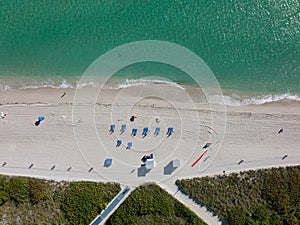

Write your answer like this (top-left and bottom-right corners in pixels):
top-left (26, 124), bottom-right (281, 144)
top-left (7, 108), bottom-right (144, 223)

top-left (137, 166), bottom-right (151, 177)
top-left (163, 161), bottom-right (178, 175)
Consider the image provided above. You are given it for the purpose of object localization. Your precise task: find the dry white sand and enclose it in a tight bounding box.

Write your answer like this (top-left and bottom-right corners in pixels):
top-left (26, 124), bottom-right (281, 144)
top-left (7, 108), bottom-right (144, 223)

top-left (0, 85), bottom-right (299, 186)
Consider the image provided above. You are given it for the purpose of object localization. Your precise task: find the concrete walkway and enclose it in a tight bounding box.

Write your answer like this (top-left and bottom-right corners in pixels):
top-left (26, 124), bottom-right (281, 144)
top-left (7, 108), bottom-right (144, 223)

top-left (90, 186), bottom-right (132, 225)
top-left (91, 180), bottom-right (226, 225)
top-left (159, 178), bottom-right (227, 225)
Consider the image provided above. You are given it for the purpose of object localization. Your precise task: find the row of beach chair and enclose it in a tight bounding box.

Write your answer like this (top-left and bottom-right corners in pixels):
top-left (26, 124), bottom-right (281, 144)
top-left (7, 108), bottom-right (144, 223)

top-left (110, 124), bottom-right (174, 137)
top-left (116, 140), bottom-right (132, 149)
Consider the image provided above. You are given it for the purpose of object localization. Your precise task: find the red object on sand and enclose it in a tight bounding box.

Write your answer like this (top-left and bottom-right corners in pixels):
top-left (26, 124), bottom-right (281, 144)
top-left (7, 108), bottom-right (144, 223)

top-left (191, 149), bottom-right (208, 167)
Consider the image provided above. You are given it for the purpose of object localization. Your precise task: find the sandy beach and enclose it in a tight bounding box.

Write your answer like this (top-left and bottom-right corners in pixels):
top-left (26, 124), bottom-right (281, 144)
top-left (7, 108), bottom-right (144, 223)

top-left (0, 85), bottom-right (299, 186)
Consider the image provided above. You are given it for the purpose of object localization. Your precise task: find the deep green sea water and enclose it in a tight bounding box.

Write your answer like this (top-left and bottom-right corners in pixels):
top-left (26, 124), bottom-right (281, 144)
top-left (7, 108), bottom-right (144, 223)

top-left (0, 1), bottom-right (299, 104)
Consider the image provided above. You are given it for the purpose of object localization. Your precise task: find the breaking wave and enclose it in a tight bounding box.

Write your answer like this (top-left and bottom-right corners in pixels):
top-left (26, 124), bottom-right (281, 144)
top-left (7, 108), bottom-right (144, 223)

top-left (208, 94), bottom-right (300, 106)
top-left (1, 78), bottom-right (299, 106)
top-left (106, 79), bottom-right (185, 90)
top-left (0, 78), bottom-right (184, 90)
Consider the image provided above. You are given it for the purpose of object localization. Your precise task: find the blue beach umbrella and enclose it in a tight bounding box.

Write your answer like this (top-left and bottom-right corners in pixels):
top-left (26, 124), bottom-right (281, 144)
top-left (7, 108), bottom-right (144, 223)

top-left (38, 116), bottom-right (44, 121)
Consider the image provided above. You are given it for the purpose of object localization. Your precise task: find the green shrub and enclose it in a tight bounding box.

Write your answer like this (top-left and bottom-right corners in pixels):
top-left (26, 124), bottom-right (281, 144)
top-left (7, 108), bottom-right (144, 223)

top-left (227, 207), bottom-right (246, 225)
top-left (106, 183), bottom-right (206, 225)
top-left (0, 190), bottom-right (9, 205)
top-left (61, 181), bottom-right (120, 225)
top-left (0, 177), bottom-right (9, 191)
top-left (177, 166), bottom-right (300, 225)
top-left (8, 177), bottom-right (30, 205)
top-left (29, 178), bottom-right (50, 204)
top-left (0, 175), bottom-right (120, 224)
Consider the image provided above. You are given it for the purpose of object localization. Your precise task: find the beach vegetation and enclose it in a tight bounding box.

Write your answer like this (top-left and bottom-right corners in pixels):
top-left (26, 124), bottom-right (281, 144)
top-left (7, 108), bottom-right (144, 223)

top-left (61, 181), bottom-right (120, 224)
top-left (29, 178), bottom-right (51, 204)
top-left (106, 183), bottom-right (206, 225)
top-left (0, 190), bottom-right (9, 205)
top-left (8, 177), bottom-right (30, 205)
top-left (176, 166), bottom-right (300, 225)
top-left (0, 175), bottom-right (120, 224)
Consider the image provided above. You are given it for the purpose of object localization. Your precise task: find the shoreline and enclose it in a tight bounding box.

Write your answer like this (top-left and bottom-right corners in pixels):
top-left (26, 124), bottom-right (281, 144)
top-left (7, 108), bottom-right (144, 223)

top-left (0, 74), bottom-right (299, 106)
top-left (0, 85), bottom-right (299, 108)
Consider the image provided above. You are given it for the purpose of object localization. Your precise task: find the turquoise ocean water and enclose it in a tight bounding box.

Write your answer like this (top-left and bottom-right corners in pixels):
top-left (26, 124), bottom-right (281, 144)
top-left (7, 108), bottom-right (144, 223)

top-left (0, 1), bottom-right (299, 105)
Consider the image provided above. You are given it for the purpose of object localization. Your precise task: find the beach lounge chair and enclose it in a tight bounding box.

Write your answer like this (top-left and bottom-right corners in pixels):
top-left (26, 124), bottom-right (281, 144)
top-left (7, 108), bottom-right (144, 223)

top-left (167, 127), bottom-right (174, 136)
top-left (142, 127), bottom-right (149, 136)
top-left (132, 128), bottom-right (138, 136)
top-left (154, 127), bottom-right (160, 135)
top-left (116, 140), bottom-right (122, 147)
top-left (127, 142), bottom-right (132, 149)
top-left (120, 124), bottom-right (126, 133)
top-left (110, 124), bottom-right (115, 133)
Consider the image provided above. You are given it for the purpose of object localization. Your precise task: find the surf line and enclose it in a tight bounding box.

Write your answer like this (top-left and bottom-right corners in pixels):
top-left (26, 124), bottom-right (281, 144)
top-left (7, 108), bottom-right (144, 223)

top-left (191, 149), bottom-right (209, 167)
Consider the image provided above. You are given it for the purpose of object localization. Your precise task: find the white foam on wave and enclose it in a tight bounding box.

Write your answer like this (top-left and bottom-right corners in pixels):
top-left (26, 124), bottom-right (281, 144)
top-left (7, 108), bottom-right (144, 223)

top-left (1, 78), bottom-right (299, 106)
top-left (208, 94), bottom-right (300, 106)
top-left (19, 80), bottom-right (74, 90)
top-left (75, 81), bottom-right (100, 89)
top-left (106, 79), bottom-right (185, 90)
top-left (0, 84), bottom-right (12, 91)
top-left (58, 80), bottom-right (74, 89)
top-left (1, 78), bottom-right (184, 91)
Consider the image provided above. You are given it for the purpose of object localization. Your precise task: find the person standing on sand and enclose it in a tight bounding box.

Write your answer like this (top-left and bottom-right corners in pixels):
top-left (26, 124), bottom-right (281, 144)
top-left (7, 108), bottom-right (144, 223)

top-left (1, 112), bottom-right (7, 119)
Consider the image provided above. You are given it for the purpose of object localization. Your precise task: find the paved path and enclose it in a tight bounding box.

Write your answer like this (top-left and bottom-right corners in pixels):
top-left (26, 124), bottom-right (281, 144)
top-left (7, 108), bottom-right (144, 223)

top-left (159, 179), bottom-right (227, 225)
top-left (90, 186), bottom-right (132, 225)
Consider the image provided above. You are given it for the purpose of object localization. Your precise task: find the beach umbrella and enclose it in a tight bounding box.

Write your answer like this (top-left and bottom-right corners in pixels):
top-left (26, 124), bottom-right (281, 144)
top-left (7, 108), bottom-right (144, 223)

top-left (38, 116), bottom-right (44, 121)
